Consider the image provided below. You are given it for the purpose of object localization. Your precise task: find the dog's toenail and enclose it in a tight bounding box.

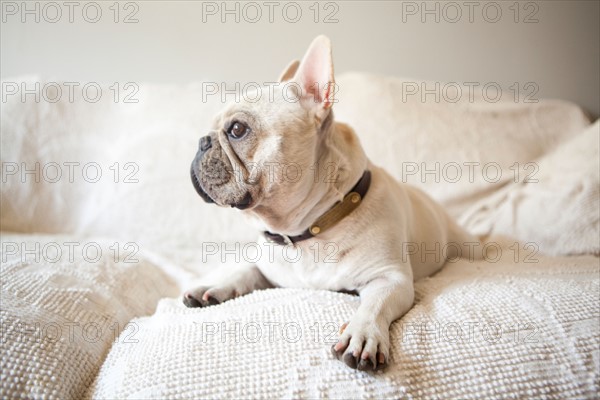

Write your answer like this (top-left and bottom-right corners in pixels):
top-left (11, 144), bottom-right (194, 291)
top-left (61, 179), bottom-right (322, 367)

top-left (357, 358), bottom-right (370, 371)
top-left (330, 345), bottom-right (341, 358)
top-left (182, 293), bottom-right (202, 308)
top-left (339, 322), bottom-right (348, 334)
top-left (343, 352), bottom-right (358, 369)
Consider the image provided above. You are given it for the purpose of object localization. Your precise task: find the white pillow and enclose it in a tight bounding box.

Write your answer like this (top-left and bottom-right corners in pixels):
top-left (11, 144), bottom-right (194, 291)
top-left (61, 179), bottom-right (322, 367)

top-left (460, 121), bottom-right (600, 256)
top-left (0, 78), bottom-right (256, 275)
top-left (334, 73), bottom-right (591, 217)
top-left (86, 243), bottom-right (599, 398)
top-left (0, 233), bottom-right (179, 399)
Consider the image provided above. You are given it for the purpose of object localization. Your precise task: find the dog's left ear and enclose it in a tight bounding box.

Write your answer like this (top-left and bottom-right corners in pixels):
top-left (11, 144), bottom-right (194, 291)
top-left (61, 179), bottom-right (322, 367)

top-left (292, 35), bottom-right (335, 117)
top-left (278, 60), bottom-right (300, 82)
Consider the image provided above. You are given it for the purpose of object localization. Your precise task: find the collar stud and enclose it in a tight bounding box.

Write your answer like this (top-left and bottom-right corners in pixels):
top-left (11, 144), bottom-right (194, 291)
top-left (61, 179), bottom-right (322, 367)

top-left (350, 193), bottom-right (361, 203)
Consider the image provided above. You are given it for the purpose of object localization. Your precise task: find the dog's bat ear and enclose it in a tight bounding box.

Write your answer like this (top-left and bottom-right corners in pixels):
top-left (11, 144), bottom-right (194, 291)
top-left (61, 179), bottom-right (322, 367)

top-left (278, 60), bottom-right (300, 82)
top-left (293, 35), bottom-right (335, 112)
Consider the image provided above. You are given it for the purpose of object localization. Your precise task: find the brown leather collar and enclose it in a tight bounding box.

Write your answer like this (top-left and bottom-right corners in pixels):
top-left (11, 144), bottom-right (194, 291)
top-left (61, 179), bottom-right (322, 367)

top-left (264, 170), bottom-right (372, 245)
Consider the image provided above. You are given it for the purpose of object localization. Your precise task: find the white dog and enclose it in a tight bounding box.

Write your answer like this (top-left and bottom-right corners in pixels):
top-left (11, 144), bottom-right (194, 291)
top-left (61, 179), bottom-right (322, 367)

top-left (185, 35), bottom-right (480, 371)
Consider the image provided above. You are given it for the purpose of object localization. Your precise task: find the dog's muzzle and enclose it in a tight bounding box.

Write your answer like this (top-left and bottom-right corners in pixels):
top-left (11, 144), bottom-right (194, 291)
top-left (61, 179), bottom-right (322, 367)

top-left (190, 163), bottom-right (215, 204)
top-left (190, 134), bottom-right (253, 209)
top-left (190, 135), bottom-right (215, 204)
top-left (199, 135), bottom-right (212, 152)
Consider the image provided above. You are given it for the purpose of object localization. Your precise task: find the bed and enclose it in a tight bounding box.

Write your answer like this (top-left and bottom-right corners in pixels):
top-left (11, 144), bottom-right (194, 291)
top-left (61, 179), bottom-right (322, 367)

top-left (1, 73), bottom-right (598, 398)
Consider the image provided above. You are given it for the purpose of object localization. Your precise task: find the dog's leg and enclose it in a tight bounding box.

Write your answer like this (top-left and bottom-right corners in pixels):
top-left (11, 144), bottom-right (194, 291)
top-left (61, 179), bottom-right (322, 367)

top-left (331, 273), bottom-right (414, 371)
top-left (183, 265), bottom-right (272, 308)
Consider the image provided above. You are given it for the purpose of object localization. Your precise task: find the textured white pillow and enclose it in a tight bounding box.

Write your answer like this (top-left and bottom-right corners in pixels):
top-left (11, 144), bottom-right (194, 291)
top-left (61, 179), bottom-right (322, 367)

top-left (86, 241), bottom-right (599, 398)
top-left (0, 78), bottom-right (256, 275)
top-left (0, 233), bottom-right (179, 399)
top-left (460, 121), bottom-right (600, 256)
top-left (334, 73), bottom-right (591, 217)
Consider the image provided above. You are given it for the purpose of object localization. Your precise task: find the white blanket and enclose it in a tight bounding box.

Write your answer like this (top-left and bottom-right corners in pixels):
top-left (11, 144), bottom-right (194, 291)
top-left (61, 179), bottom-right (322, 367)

top-left (87, 239), bottom-right (599, 399)
top-left (0, 234), bottom-right (180, 399)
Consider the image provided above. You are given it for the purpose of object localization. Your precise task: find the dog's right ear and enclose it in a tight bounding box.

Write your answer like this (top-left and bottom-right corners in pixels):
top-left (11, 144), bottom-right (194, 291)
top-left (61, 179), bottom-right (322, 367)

top-left (278, 60), bottom-right (300, 82)
top-left (292, 35), bottom-right (335, 119)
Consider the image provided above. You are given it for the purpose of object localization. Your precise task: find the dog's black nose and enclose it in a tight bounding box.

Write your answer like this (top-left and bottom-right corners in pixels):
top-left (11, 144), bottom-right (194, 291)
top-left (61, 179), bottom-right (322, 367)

top-left (200, 135), bottom-right (212, 152)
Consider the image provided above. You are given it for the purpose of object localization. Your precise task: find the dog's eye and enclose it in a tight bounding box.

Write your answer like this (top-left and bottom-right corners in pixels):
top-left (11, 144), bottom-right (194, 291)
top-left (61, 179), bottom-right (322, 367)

top-left (227, 121), bottom-right (250, 139)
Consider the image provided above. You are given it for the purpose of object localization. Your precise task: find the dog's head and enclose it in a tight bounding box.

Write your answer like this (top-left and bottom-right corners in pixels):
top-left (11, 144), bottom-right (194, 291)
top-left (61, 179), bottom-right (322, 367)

top-left (191, 35), bottom-right (339, 219)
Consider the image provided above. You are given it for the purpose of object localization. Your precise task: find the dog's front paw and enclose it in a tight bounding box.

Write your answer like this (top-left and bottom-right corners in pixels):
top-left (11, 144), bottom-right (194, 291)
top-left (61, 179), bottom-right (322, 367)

top-left (183, 286), bottom-right (238, 308)
top-left (330, 318), bottom-right (389, 371)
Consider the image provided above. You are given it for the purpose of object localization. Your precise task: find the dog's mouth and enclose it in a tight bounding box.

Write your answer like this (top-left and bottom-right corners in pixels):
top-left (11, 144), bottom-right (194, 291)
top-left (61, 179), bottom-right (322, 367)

top-left (230, 192), bottom-right (253, 210)
top-left (190, 163), bottom-right (254, 209)
top-left (190, 164), bottom-right (215, 204)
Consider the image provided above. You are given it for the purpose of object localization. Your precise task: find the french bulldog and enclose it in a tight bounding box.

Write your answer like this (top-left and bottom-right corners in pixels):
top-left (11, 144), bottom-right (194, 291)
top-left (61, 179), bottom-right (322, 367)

top-left (185, 35), bottom-right (481, 371)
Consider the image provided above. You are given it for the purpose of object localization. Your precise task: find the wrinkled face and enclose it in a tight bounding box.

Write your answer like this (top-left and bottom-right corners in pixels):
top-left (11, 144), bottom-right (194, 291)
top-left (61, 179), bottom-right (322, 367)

top-left (191, 86), bottom-right (323, 212)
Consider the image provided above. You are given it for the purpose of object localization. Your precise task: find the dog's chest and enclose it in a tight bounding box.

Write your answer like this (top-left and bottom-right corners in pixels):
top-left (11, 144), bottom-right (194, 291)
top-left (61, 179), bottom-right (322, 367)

top-left (257, 239), bottom-right (355, 291)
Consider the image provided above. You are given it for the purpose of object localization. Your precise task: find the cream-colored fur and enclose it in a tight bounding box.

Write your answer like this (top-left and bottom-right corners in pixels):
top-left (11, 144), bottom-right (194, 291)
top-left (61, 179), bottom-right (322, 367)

top-left (185, 35), bottom-right (480, 371)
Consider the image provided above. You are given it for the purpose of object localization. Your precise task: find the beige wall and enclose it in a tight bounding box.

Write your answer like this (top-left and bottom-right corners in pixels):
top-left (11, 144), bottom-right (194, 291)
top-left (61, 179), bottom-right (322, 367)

top-left (1, 1), bottom-right (599, 116)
